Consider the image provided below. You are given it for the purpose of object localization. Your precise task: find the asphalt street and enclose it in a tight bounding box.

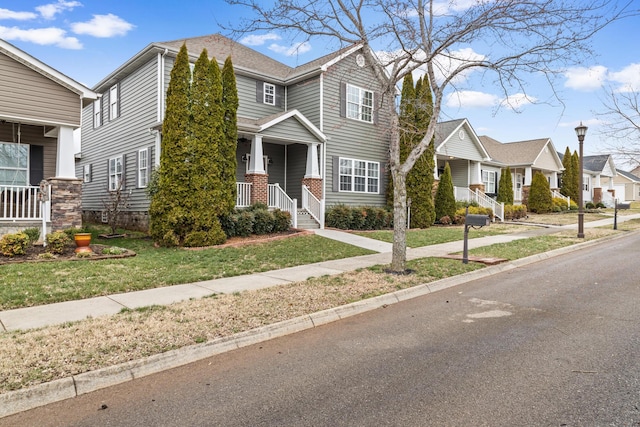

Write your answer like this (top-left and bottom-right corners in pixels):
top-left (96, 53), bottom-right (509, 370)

top-left (3, 232), bottom-right (640, 426)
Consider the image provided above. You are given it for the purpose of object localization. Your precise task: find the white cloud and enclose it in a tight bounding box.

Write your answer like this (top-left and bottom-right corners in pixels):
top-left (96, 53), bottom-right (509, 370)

top-left (240, 33), bottom-right (280, 46)
top-left (0, 8), bottom-right (38, 21)
top-left (446, 90), bottom-right (498, 108)
top-left (563, 66), bottom-right (607, 91)
top-left (608, 63), bottom-right (640, 93)
top-left (36, 0), bottom-right (82, 20)
top-left (500, 93), bottom-right (536, 111)
top-left (0, 25), bottom-right (82, 49)
top-left (268, 41), bottom-right (312, 56)
top-left (71, 14), bottom-right (133, 37)
top-left (432, 0), bottom-right (488, 14)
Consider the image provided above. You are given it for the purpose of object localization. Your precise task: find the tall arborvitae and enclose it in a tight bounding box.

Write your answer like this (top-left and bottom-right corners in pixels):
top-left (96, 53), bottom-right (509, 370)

top-left (497, 166), bottom-right (514, 204)
top-left (186, 49), bottom-right (225, 246)
top-left (560, 146), bottom-right (577, 201)
top-left (409, 75), bottom-right (436, 227)
top-left (434, 162), bottom-right (456, 222)
top-left (571, 150), bottom-right (581, 203)
top-left (528, 171), bottom-right (553, 213)
top-left (149, 43), bottom-right (192, 246)
top-left (220, 56), bottom-right (239, 215)
top-left (389, 74), bottom-right (436, 227)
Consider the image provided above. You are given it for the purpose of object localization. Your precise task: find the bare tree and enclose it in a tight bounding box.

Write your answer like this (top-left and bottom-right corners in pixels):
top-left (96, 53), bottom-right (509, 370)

top-left (226, 0), bottom-right (632, 272)
top-left (598, 87), bottom-right (640, 169)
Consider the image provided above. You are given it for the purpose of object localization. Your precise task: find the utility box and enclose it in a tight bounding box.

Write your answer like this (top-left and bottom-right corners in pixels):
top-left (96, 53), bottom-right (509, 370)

top-left (466, 214), bottom-right (490, 227)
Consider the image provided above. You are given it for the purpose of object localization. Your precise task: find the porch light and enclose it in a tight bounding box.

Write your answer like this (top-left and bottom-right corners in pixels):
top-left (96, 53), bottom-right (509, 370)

top-left (575, 122), bottom-right (587, 238)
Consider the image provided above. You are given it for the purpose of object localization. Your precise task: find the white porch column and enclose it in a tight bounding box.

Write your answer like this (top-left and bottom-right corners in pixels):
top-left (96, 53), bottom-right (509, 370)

top-left (55, 125), bottom-right (76, 178)
top-left (550, 171), bottom-right (558, 188)
top-left (608, 177), bottom-right (614, 189)
top-left (469, 161), bottom-right (482, 185)
top-left (524, 167), bottom-right (533, 186)
top-left (248, 135), bottom-right (266, 174)
top-left (433, 155), bottom-right (439, 179)
top-left (304, 143), bottom-right (321, 178)
top-left (594, 174), bottom-right (601, 188)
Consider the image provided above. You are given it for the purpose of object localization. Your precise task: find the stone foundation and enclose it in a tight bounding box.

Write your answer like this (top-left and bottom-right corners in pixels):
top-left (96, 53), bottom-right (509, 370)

top-left (49, 178), bottom-right (82, 231)
top-left (469, 183), bottom-right (486, 193)
top-left (82, 210), bottom-right (150, 232)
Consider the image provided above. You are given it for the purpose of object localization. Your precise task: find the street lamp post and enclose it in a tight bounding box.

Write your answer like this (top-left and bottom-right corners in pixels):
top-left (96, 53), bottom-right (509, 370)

top-left (575, 122), bottom-right (588, 238)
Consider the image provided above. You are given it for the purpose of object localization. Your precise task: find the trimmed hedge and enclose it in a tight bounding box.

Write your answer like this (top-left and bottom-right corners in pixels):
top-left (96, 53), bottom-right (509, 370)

top-left (453, 206), bottom-right (494, 225)
top-left (325, 205), bottom-right (393, 230)
top-left (504, 204), bottom-right (528, 220)
top-left (0, 232), bottom-right (30, 257)
top-left (220, 204), bottom-right (291, 238)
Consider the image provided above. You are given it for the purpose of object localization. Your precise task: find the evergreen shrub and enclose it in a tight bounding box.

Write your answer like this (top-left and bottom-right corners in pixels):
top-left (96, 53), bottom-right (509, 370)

top-left (0, 232), bottom-right (30, 257)
top-left (21, 227), bottom-right (41, 244)
top-left (504, 204), bottom-right (528, 220)
top-left (253, 209), bottom-right (275, 235)
top-left (527, 172), bottom-right (553, 213)
top-left (552, 197), bottom-right (570, 211)
top-left (324, 205), bottom-right (392, 230)
top-left (46, 231), bottom-right (71, 255)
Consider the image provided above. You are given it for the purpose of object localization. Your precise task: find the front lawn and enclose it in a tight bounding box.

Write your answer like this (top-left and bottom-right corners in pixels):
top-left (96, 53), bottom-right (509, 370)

top-left (0, 232), bottom-right (372, 310)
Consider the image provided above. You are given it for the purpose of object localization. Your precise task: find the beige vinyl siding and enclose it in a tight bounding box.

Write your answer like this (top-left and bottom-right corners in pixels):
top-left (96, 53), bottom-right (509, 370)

top-left (322, 51), bottom-right (389, 207)
top-left (534, 144), bottom-right (560, 171)
top-left (288, 76), bottom-right (321, 126)
top-left (0, 52), bottom-right (80, 126)
top-left (438, 129), bottom-right (485, 161)
top-left (78, 56), bottom-right (159, 212)
top-left (0, 122), bottom-right (56, 181)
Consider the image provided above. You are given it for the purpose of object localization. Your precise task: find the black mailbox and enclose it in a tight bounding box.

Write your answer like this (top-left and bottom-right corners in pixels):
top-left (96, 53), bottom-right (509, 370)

top-left (466, 214), bottom-right (490, 227)
top-left (617, 202), bottom-right (631, 210)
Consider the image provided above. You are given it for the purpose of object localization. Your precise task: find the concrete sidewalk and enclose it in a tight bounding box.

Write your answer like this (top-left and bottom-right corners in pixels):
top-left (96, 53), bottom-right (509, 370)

top-left (1, 213), bottom-right (639, 333)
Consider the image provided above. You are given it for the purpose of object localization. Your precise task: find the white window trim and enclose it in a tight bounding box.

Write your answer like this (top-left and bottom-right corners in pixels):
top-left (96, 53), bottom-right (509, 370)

top-left (0, 141), bottom-right (29, 186)
top-left (93, 99), bottom-right (102, 128)
top-left (338, 157), bottom-right (379, 194)
top-left (109, 155), bottom-right (123, 191)
top-left (346, 84), bottom-right (373, 123)
top-left (263, 82), bottom-right (275, 105)
top-left (109, 84), bottom-right (119, 120)
top-left (83, 164), bottom-right (92, 183)
top-left (138, 148), bottom-right (148, 188)
top-left (482, 170), bottom-right (496, 194)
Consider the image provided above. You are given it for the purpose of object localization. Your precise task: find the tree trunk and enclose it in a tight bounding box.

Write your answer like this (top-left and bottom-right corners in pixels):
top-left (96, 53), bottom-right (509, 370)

top-left (391, 170), bottom-right (408, 272)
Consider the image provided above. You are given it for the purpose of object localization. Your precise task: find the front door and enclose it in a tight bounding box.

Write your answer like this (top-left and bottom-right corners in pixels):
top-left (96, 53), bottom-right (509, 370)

top-left (514, 173), bottom-right (523, 201)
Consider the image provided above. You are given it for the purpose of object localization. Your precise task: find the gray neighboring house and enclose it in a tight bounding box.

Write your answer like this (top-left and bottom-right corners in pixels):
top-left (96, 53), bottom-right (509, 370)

top-left (0, 38), bottom-right (97, 237)
top-left (78, 34), bottom-right (391, 231)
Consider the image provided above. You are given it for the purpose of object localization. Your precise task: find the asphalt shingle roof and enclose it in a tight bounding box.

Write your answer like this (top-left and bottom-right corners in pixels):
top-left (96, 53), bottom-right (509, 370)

top-left (479, 136), bottom-right (549, 165)
top-left (616, 168), bottom-right (640, 182)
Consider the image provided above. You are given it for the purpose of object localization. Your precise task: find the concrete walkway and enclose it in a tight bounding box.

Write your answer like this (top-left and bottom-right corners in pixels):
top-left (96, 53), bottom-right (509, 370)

top-left (1, 213), bottom-right (639, 333)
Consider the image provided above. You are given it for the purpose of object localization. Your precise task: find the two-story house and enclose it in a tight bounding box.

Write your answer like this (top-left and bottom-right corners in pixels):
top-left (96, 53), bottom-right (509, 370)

top-left (1, 38), bottom-right (97, 238)
top-left (78, 34), bottom-right (390, 230)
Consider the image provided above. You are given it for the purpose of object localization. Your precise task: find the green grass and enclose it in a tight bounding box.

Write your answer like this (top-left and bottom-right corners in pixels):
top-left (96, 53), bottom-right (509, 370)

top-left (352, 224), bottom-right (519, 248)
top-left (0, 233), bottom-right (372, 310)
top-left (467, 234), bottom-right (583, 260)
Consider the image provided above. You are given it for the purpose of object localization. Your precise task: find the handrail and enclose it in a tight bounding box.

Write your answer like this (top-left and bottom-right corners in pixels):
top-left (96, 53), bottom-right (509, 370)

top-left (302, 185), bottom-right (323, 228)
top-left (269, 183), bottom-right (297, 228)
top-left (551, 190), bottom-right (571, 208)
top-left (474, 189), bottom-right (504, 221)
top-left (0, 185), bottom-right (42, 220)
top-left (236, 182), bottom-right (252, 208)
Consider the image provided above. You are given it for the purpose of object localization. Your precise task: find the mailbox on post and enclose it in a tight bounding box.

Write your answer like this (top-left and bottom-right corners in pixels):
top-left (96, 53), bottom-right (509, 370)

top-left (614, 200), bottom-right (631, 230)
top-left (466, 214), bottom-right (491, 227)
top-left (462, 211), bottom-right (490, 264)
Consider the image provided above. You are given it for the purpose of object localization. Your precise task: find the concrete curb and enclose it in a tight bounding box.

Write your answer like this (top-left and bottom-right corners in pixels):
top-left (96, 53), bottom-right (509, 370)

top-left (1, 229), bottom-right (637, 419)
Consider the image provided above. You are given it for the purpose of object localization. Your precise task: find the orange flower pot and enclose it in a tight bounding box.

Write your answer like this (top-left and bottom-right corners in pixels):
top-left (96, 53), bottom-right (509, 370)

top-left (74, 233), bottom-right (93, 254)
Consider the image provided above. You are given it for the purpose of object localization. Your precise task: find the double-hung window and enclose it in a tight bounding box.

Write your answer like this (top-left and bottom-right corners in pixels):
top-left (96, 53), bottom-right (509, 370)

top-left (108, 155), bottom-right (123, 191)
top-left (0, 142), bottom-right (28, 186)
top-left (482, 170), bottom-right (496, 194)
top-left (138, 148), bottom-right (148, 188)
top-left (339, 157), bottom-right (379, 193)
top-left (93, 99), bottom-right (102, 128)
top-left (346, 84), bottom-right (373, 123)
top-left (109, 84), bottom-right (119, 120)
top-left (263, 83), bottom-right (275, 105)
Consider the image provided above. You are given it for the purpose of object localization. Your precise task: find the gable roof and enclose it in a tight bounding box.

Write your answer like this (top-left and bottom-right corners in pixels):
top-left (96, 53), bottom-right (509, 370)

top-left (435, 118), bottom-right (491, 161)
top-left (616, 169), bottom-right (640, 182)
top-left (0, 38), bottom-right (96, 102)
top-left (94, 33), bottom-right (368, 91)
top-left (582, 154), bottom-right (616, 176)
top-left (480, 136), bottom-right (550, 165)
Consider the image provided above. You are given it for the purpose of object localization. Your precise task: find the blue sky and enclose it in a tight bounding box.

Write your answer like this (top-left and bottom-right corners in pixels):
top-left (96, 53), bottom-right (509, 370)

top-left (2, 0), bottom-right (638, 163)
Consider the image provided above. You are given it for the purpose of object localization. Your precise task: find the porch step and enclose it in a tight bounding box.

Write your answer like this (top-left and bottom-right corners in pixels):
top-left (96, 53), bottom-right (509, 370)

top-left (296, 209), bottom-right (320, 230)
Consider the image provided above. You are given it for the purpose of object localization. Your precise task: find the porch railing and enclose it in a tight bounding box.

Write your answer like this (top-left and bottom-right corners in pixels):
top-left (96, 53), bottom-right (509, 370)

top-left (551, 190), bottom-right (571, 208)
top-left (453, 186), bottom-right (504, 221)
top-left (302, 185), bottom-right (324, 228)
top-left (268, 184), bottom-right (297, 228)
top-left (236, 182), bottom-right (252, 208)
top-left (0, 185), bottom-right (44, 220)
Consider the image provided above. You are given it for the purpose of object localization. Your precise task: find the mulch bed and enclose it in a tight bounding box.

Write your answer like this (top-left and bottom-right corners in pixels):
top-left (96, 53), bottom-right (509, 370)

top-left (0, 244), bottom-right (136, 265)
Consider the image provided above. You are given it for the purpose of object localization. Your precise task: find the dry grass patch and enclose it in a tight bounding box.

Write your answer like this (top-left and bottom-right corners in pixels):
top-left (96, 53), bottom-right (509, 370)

top-left (0, 269), bottom-right (424, 393)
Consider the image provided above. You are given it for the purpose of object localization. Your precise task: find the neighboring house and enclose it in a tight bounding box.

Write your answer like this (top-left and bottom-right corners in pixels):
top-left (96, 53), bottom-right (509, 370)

top-left (480, 135), bottom-right (564, 205)
top-left (0, 39), bottom-right (97, 237)
top-left (78, 34), bottom-right (391, 230)
top-left (613, 169), bottom-right (640, 202)
top-left (581, 154), bottom-right (617, 207)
